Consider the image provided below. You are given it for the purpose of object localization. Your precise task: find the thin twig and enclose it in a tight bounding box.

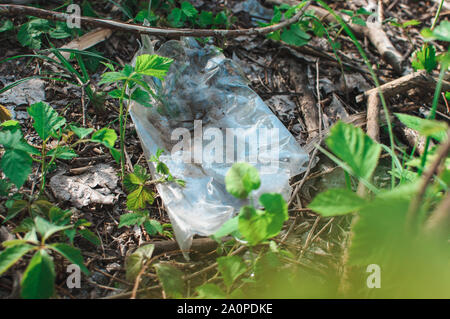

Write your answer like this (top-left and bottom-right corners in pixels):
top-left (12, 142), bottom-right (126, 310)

top-left (0, 2), bottom-right (311, 37)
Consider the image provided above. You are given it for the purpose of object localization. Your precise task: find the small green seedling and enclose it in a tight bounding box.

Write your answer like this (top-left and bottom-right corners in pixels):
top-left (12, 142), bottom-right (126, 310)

top-left (0, 207), bottom-right (93, 299)
top-left (0, 102), bottom-right (118, 193)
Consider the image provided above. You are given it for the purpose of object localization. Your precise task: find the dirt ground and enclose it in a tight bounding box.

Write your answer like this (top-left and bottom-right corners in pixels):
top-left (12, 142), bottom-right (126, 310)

top-left (0, 0), bottom-right (448, 298)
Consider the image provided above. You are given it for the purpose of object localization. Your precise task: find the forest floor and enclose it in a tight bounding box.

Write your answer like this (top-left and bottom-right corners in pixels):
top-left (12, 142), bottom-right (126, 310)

top-left (0, 0), bottom-right (448, 299)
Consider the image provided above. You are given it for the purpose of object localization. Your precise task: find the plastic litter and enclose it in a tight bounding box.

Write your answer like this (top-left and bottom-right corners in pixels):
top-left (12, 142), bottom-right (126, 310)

top-left (129, 36), bottom-right (308, 257)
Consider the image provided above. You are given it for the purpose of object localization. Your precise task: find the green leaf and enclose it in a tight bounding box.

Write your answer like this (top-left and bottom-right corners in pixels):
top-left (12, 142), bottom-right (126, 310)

top-left (4, 199), bottom-right (28, 222)
top-left (225, 163), bottom-right (261, 199)
top-left (78, 228), bottom-right (101, 246)
top-left (27, 102), bottom-right (66, 141)
top-left (214, 11), bottom-right (228, 26)
top-left (69, 124), bottom-right (94, 139)
top-left (0, 125), bottom-right (39, 155)
top-left (259, 193), bottom-right (288, 222)
top-left (0, 244), bottom-right (35, 276)
top-left (47, 146), bottom-right (78, 160)
top-left (430, 20), bottom-right (450, 42)
top-left (0, 20), bottom-right (13, 33)
top-left (168, 8), bottom-right (184, 27)
top-left (281, 24), bottom-right (310, 46)
top-left (124, 165), bottom-right (149, 191)
top-left (412, 45), bottom-right (437, 73)
top-left (49, 243), bottom-right (89, 275)
top-left (212, 216), bottom-right (239, 241)
top-left (196, 283), bottom-right (227, 299)
top-left (395, 113), bottom-right (448, 142)
top-left (21, 250), bottom-right (55, 299)
top-left (118, 212), bottom-right (147, 228)
top-left (125, 244), bottom-right (154, 281)
top-left (154, 263), bottom-right (185, 298)
top-left (34, 216), bottom-right (72, 242)
top-left (143, 219), bottom-right (163, 236)
top-left (1, 149), bottom-right (32, 188)
top-left (348, 197), bottom-right (410, 266)
top-left (135, 54), bottom-right (173, 80)
top-left (130, 87), bottom-right (153, 107)
top-left (91, 127), bottom-right (117, 148)
top-left (156, 161), bottom-right (170, 175)
top-left (17, 18), bottom-right (50, 49)
top-left (181, 1), bottom-right (198, 18)
top-left (99, 71), bottom-right (128, 85)
top-left (326, 121), bottom-right (381, 181)
top-left (238, 206), bottom-right (272, 245)
top-left (308, 188), bottom-right (368, 216)
top-left (127, 186), bottom-right (155, 210)
top-left (217, 255), bottom-right (247, 288)
top-left (351, 16), bottom-right (366, 26)
top-left (198, 11), bottom-right (213, 27)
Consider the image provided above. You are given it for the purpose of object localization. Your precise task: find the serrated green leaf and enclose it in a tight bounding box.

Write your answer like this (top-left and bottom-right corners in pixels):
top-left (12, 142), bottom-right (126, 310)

top-left (0, 20), bottom-right (13, 33)
top-left (352, 16), bottom-right (366, 26)
top-left (225, 163), bottom-right (261, 199)
top-left (281, 24), bottom-right (310, 46)
top-left (168, 8), bottom-right (184, 27)
top-left (69, 124), bottom-right (94, 139)
top-left (308, 188), bottom-right (368, 216)
top-left (181, 1), bottom-right (198, 18)
top-left (21, 249), bottom-right (55, 299)
top-left (47, 146), bottom-right (78, 160)
top-left (34, 216), bottom-right (72, 242)
top-left (143, 219), bottom-right (162, 236)
top-left (135, 54), bottom-right (173, 80)
top-left (1, 149), bottom-right (32, 188)
top-left (238, 206), bottom-right (272, 245)
top-left (118, 212), bottom-right (146, 228)
top-left (154, 263), bottom-right (185, 298)
top-left (49, 243), bottom-right (89, 275)
top-left (130, 87), bottom-right (153, 107)
top-left (212, 216), bottom-right (239, 241)
top-left (27, 102), bottom-right (66, 141)
top-left (196, 283), bottom-right (226, 299)
top-left (395, 113), bottom-right (448, 142)
top-left (217, 255), bottom-right (247, 288)
top-left (4, 199), bottom-right (28, 222)
top-left (326, 121), bottom-right (381, 181)
top-left (17, 18), bottom-right (50, 49)
top-left (0, 126), bottom-right (40, 155)
top-left (412, 45), bottom-right (437, 73)
top-left (198, 11), bottom-right (213, 27)
top-left (99, 71), bottom-right (128, 85)
top-left (348, 196), bottom-right (410, 266)
top-left (127, 186), bottom-right (155, 210)
top-left (0, 244), bottom-right (35, 276)
top-left (125, 244), bottom-right (154, 281)
top-left (78, 228), bottom-right (100, 246)
top-left (156, 161), bottom-right (170, 175)
top-left (91, 127), bottom-right (117, 148)
top-left (431, 20), bottom-right (450, 42)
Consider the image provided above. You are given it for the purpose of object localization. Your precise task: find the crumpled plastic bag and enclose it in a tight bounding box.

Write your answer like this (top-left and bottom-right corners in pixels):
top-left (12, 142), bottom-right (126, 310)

top-left (129, 36), bottom-right (308, 256)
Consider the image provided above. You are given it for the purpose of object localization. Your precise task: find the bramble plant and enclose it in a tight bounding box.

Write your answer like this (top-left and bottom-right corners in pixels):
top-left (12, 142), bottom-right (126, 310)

top-left (0, 203), bottom-right (97, 299)
top-left (99, 54), bottom-right (173, 179)
top-left (119, 150), bottom-right (184, 237)
top-left (0, 101), bottom-right (118, 193)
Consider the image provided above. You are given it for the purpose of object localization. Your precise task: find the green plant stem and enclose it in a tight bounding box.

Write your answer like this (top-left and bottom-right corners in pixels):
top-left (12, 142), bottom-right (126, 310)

top-left (40, 140), bottom-right (47, 194)
top-left (431, 0), bottom-right (445, 31)
top-left (316, 0), bottom-right (397, 189)
top-left (418, 67), bottom-right (446, 175)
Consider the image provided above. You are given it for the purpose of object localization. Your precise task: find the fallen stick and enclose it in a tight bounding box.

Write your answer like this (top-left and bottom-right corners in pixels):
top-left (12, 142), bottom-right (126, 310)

top-left (49, 28), bottom-right (112, 60)
top-left (356, 70), bottom-right (450, 103)
top-left (0, 2), bottom-right (311, 37)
